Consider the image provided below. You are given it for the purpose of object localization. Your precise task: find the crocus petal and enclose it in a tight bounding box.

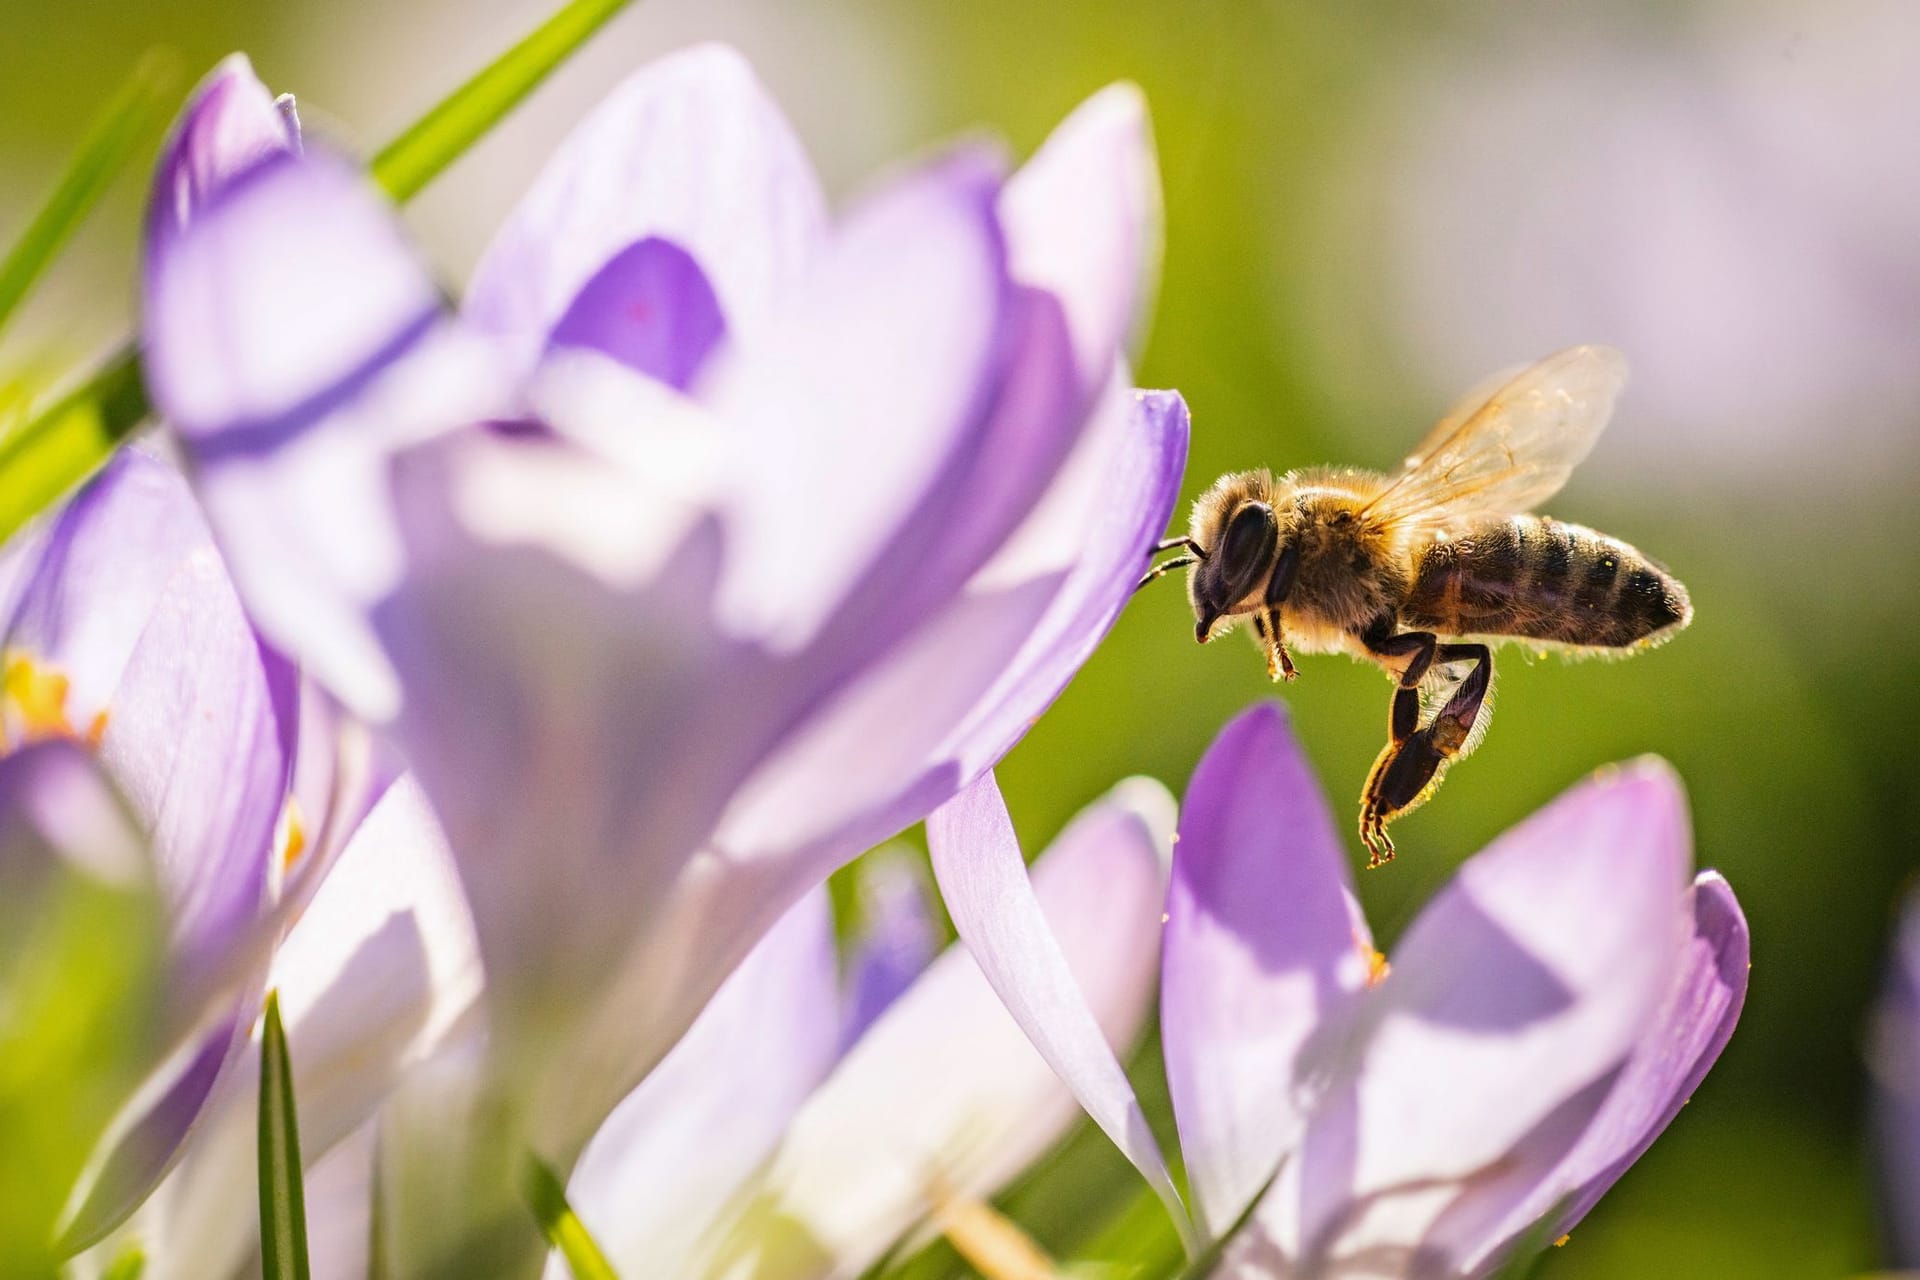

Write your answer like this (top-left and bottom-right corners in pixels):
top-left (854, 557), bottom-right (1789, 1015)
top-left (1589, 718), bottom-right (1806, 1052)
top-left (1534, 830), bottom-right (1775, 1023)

top-left (1875, 890), bottom-right (1920, 1267)
top-left (946, 383), bottom-right (1189, 774)
top-left (928, 771), bottom-right (1193, 1250)
top-left (148, 53), bottom-right (298, 246)
top-left (100, 545), bottom-right (296, 1004)
top-left (546, 236), bottom-right (727, 391)
top-left (841, 847), bottom-right (941, 1046)
top-left (1453, 870), bottom-right (1749, 1272)
top-left (560, 892), bottom-right (840, 1277)
top-left (465, 43), bottom-right (827, 347)
top-left (734, 780), bottom-right (1169, 1278)
top-left (699, 145), bottom-right (1011, 659)
top-left (999, 83), bottom-right (1161, 388)
top-left (105, 777), bottom-right (481, 1280)
top-left (1247, 760), bottom-right (1692, 1273)
top-left (143, 146), bottom-right (509, 721)
top-left (0, 451), bottom-right (213, 722)
top-left (1161, 703), bottom-right (1373, 1240)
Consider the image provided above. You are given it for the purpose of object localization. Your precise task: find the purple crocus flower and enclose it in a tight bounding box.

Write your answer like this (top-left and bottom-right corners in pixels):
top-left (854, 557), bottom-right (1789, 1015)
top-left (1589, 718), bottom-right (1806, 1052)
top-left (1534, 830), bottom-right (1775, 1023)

top-left (1871, 890), bottom-right (1920, 1266)
top-left (0, 445), bottom-right (330, 1248)
top-left (554, 775), bottom-right (1170, 1278)
top-left (1163, 705), bottom-right (1748, 1276)
top-left (78, 775), bottom-right (481, 1279)
top-left (139, 41), bottom-right (1184, 1199)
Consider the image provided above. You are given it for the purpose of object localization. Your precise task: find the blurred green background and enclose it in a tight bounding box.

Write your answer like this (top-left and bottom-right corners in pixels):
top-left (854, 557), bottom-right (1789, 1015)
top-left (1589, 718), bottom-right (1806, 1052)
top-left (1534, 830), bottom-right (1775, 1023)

top-left (3, 0), bottom-right (1916, 1275)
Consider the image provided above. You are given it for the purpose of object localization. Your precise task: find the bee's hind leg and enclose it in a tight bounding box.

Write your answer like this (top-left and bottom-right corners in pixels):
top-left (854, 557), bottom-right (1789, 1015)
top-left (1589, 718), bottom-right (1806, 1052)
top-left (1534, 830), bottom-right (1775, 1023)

top-left (1357, 643), bottom-right (1495, 868)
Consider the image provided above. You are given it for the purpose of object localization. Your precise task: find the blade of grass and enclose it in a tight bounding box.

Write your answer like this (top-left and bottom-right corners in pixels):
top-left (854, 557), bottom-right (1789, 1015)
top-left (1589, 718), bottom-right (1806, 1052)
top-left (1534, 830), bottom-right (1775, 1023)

top-left (371, 0), bottom-right (637, 202)
top-left (0, 50), bottom-right (180, 341)
top-left (521, 1154), bottom-right (619, 1280)
top-left (258, 991), bottom-right (312, 1280)
top-left (0, 0), bottom-right (642, 545)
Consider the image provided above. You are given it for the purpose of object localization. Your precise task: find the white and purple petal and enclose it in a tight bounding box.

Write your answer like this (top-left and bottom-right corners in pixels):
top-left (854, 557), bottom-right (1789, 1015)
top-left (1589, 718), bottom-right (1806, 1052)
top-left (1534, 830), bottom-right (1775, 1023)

top-left (147, 54), bottom-right (298, 247)
top-left (143, 145), bottom-right (509, 722)
top-left (928, 771), bottom-right (1193, 1250)
top-left (742, 781), bottom-right (1170, 1277)
top-left (559, 892), bottom-right (840, 1276)
top-left (465, 43), bottom-right (827, 350)
top-left (1241, 761), bottom-right (1694, 1275)
top-left (1161, 703), bottom-right (1372, 1240)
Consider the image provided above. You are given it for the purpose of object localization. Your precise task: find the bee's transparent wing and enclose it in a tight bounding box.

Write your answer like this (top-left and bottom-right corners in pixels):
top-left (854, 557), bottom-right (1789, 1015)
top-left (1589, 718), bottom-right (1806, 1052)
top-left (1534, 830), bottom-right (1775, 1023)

top-left (1360, 345), bottom-right (1628, 530)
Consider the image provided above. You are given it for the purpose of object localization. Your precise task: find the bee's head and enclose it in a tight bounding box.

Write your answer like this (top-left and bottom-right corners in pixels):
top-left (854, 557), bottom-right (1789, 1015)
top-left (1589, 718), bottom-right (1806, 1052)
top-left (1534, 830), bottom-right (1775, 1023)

top-left (1186, 472), bottom-right (1301, 643)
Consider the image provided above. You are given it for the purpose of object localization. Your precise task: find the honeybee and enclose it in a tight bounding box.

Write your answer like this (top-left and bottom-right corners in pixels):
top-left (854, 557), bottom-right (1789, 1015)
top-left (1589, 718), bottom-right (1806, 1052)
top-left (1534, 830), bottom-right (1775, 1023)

top-left (1140, 345), bottom-right (1692, 866)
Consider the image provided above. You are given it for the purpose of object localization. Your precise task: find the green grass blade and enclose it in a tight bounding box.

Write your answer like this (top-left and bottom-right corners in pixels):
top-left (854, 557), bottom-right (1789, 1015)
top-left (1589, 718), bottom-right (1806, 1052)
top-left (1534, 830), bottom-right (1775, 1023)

top-left (0, 51), bottom-right (179, 340)
top-left (0, 0), bottom-right (641, 546)
top-left (258, 991), bottom-right (312, 1280)
top-left (521, 1155), bottom-right (619, 1280)
top-left (371, 0), bottom-right (638, 202)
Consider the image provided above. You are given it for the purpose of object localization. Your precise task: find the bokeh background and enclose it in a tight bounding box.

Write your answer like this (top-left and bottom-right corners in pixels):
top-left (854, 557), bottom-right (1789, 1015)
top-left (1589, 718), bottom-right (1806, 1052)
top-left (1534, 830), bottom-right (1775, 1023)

top-left (4, 1), bottom-right (1917, 1274)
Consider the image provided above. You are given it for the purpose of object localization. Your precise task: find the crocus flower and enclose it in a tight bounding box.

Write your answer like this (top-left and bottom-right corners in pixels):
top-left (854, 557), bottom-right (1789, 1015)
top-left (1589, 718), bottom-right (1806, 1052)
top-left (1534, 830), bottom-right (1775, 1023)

top-left (74, 776), bottom-right (481, 1280)
top-left (0, 443), bottom-right (372, 1249)
top-left (555, 776), bottom-right (1171, 1279)
top-left (139, 39), bottom-right (1184, 1218)
top-left (1150, 704), bottom-right (1748, 1276)
top-left (1870, 889), bottom-right (1920, 1266)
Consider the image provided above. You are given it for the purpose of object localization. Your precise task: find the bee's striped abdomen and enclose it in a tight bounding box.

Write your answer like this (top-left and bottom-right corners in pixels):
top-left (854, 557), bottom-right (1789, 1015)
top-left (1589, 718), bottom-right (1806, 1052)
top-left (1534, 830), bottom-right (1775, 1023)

top-left (1402, 516), bottom-right (1690, 650)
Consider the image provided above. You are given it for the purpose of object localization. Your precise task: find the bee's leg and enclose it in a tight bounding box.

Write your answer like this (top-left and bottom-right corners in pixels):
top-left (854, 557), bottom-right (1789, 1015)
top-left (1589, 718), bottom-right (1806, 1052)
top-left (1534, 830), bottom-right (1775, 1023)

top-left (1360, 619), bottom-right (1438, 689)
top-left (1252, 609), bottom-right (1298, 682)
top-left (1425, 643), bottom-right (1494, 756)
top-left (1356, 643), bottom-right (1495, 868)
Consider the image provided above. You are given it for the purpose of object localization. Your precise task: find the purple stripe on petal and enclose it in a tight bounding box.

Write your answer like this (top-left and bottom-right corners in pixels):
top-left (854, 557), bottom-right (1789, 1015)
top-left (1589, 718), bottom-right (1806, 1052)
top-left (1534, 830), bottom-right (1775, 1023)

top-left (928, 771), bottom-right (1195, 1250)
top-left (1162, 703), bottom-right (1372, 1239)
top-left (145, 148), bottom-right (445, 449)
top-left (466, 43), bottom-right (827, 345)
top-left (547, 237), bottom-right (727, 392)
top-left (147, 54), bottom-right (298, 246)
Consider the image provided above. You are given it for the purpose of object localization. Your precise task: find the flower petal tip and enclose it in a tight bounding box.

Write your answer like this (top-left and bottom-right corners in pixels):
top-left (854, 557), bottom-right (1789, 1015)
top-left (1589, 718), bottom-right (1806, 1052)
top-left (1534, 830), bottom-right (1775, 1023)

top-left (1104, 775), bottom-right (1178, 867)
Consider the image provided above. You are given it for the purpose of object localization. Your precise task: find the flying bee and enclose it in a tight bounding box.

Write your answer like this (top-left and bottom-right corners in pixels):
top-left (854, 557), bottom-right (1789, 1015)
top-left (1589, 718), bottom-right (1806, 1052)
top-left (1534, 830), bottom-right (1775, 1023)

top-left (1139, 345), bottom-right (1692, 867)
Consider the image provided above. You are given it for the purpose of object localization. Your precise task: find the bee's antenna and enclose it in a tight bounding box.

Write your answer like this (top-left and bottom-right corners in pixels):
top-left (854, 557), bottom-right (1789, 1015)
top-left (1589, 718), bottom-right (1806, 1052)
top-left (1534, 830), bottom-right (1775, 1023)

top-left (1136, 537), bottom-right (1206, 593)
top-left (1136, 555), bottom-right (1198, 592)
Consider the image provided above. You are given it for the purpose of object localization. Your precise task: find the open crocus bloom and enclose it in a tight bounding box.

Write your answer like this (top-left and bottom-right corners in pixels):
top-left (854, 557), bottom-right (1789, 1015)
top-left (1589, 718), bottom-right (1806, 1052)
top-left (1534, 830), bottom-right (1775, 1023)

top-left (0, 445), bottom-right (391, 1249)
top-left (1151, 705), bottom-right (1749, 1277)
top-left (139, 43), bottom-right (1185, 1199)
top-left (555, 775), bottom-right (1170, 1280)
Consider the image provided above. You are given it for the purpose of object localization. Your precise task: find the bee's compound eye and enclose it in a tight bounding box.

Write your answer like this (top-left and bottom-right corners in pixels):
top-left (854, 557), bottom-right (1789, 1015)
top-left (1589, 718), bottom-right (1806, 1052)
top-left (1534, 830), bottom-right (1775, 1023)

top-left (1211, 501), bottom-right (1278, 605)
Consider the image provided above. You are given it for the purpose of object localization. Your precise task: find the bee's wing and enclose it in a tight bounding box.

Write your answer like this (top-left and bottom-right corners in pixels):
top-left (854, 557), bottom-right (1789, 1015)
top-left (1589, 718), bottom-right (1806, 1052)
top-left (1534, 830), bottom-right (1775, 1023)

top-left (1360, 345), bottom-right (1628, 531)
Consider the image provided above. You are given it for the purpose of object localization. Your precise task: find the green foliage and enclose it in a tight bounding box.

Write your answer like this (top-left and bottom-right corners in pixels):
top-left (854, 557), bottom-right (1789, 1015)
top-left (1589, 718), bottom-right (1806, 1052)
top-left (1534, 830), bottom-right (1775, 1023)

top-left (370, 0), bottom-right (637, 202)
top-left (258, 991), bottom-right (311, 1280)
top-left (522, 1155), bottom-right (619, 1280)
top-left (0, 50), bottom-right (179, 340)
top-left (0, 807), bottom-right (163, 1277)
